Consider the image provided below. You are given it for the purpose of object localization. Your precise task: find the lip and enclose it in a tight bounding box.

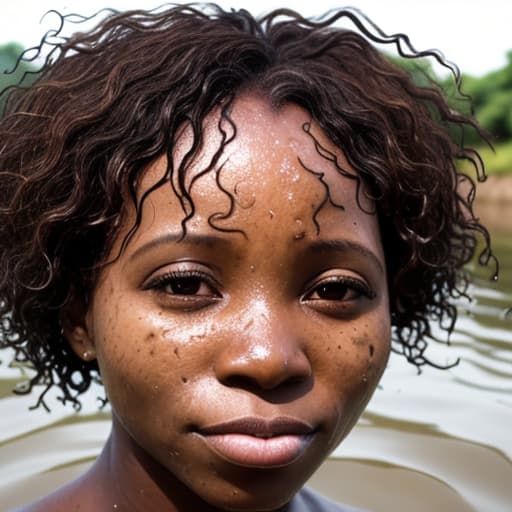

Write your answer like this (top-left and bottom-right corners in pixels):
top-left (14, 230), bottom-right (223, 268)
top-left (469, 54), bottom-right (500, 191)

top-left (197, 417), bottom-right (316, 468)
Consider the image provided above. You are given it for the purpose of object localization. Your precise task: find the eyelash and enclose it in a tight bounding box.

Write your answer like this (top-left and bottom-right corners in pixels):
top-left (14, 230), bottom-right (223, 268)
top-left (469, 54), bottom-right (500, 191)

top-left (143, 270), bottom-right (220, 297)
top-left (303, 275), bottom-right (375, 302)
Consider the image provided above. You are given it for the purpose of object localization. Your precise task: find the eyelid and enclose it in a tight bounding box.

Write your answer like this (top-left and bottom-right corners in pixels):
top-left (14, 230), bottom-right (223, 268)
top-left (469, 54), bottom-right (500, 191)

top-left (141, 264), bottom-right (222, 296)
top-left (302, 273), bottom-right (375, 301)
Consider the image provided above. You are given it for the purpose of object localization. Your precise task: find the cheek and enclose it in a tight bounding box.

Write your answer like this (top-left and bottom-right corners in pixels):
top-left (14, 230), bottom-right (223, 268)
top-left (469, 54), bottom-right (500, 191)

top-left (91, 309), bottom-right (172, 411)
top-left (313, 312), bottom-right (390, 446)
top-left (316, 311), bottom-right (391, 398)
top-left (91, 305), bottom-right (214, 417)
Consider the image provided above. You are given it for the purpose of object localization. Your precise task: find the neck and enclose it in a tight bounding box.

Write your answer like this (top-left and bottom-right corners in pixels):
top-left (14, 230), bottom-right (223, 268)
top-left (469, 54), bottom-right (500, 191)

top-left (82, 415), bottom-right (226, 512)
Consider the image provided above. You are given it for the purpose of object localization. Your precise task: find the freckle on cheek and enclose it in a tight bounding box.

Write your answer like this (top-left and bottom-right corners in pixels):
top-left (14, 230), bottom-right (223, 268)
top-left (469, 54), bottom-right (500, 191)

top-left (352, 334), bottom-right (370, 347)
top-left (145, 332), bottom-right (155, 341)
top-left (181, 376), bottom-right (188, 383)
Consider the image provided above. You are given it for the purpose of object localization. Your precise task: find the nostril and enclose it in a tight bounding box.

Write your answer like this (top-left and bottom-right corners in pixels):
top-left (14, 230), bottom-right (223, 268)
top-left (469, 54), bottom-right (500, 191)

top-left (221, 373), bottom-right (313, 403)
top-left (221, 372), bottom-right (308, 392)
top-left (222, 375), bottom-right (263, 391)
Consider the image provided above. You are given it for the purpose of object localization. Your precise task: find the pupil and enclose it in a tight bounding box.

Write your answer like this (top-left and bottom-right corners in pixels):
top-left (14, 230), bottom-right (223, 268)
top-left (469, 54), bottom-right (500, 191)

top-left (172, 277), bottom-right (201, 295)
top-left (317, 282), bottom-right (347, 300)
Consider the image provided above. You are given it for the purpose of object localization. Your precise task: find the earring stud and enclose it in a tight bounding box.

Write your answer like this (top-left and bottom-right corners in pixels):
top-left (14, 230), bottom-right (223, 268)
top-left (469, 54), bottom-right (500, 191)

top-left (82, 350), bottom-right (95, 360)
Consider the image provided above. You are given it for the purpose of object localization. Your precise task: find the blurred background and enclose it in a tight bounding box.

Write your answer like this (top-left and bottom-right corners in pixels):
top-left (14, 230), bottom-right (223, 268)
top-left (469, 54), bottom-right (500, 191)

top-left (1, 1), bottom-right (511, 511)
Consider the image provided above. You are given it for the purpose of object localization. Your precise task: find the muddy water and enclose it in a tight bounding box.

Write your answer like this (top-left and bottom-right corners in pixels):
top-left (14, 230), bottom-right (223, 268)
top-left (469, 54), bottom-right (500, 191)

top-left (1, 205), bottom-right (511, 512)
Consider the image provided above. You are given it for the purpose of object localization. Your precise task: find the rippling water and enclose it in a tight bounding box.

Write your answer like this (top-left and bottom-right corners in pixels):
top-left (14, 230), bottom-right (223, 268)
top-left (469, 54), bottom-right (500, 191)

top-left (1, 205), bottom-right (511, 512)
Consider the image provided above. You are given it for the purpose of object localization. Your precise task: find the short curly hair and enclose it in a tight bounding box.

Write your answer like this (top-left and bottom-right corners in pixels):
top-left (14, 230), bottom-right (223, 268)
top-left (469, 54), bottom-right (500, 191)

top-left (0, 4), bottom-right (496, 410)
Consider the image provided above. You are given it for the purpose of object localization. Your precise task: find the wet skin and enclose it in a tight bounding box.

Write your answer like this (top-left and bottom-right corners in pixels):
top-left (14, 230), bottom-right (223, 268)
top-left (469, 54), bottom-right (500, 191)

top-left (54, 96), bottom-right (391, 512)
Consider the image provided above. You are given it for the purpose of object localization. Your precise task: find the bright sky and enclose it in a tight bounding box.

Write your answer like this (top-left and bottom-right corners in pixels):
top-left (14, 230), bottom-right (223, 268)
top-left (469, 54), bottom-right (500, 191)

top-left (1, 0), bottom-right (510, 76)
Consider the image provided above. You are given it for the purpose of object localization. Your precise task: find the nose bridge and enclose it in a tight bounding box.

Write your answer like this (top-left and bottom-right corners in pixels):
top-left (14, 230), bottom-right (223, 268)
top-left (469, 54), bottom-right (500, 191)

top-left (214, 296), bottom-right (312, 390)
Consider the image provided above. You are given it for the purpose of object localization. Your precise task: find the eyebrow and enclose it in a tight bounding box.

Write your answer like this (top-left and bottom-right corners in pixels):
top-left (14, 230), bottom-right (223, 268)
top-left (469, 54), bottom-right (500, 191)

top-left (129, 232), bottom-right (385, 274)
top-left (307, 239), bottom-right (385, 275)
top-left (129, 232), bottom-right (232, 261)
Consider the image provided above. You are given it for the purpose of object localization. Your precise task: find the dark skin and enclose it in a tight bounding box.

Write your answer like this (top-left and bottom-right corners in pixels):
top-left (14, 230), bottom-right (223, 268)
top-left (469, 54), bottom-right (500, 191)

top-left (18, 96), bottom-right (391, 512)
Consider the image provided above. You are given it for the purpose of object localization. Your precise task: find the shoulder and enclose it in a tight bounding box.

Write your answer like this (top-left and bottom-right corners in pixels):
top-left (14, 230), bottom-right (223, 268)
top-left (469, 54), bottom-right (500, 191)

top-left (288, 487), bottom-right (370, 512)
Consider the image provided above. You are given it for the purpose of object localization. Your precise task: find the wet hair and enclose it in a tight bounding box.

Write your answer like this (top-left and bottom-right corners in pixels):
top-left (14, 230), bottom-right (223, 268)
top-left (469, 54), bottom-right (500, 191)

top-left (0, 3), bottom-right (496, 410)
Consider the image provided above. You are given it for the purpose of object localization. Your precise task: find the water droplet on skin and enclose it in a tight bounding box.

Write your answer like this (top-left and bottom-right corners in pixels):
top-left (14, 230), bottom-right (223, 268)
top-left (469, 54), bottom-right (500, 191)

top-left (287, 192), bottom-right (294, 200)
top-left (250, 265), bottom-right (255, 272)
top-left (113, 505), bottom-right (118, 510)
top-left (269, 209), bottom-right (275, 219)
top-left (153, 385), bottom-right (159, 391)
top-left (362, 375), bottom-right (368, 383)
top-left (294, 231), bottom-right (306, 240)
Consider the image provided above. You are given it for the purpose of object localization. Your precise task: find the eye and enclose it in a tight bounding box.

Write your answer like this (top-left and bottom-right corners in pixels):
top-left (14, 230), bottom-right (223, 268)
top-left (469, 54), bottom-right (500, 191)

top-left (142, 268), bottom-right (221, 309)
top-left (159, 273), bottom-right (209, 296)
top-left (306, 277), bottom-right (372, 301)
top-left (302, 274), bottom-right (375, 317)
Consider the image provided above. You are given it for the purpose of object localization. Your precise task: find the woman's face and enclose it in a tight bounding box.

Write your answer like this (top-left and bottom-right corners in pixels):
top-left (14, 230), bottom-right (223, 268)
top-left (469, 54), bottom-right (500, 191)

top-left (79, 96), bottom-right (391, 510)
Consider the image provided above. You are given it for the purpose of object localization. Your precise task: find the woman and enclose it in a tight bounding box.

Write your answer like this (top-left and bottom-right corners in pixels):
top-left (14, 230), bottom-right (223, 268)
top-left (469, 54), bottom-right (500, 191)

top-left (0, 4), bottom-right (494, 511)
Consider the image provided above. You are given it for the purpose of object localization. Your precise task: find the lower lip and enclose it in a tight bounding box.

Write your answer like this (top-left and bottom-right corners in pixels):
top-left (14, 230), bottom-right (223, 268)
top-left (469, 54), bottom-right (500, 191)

top-left (200, 433), bottom-right (313, 468)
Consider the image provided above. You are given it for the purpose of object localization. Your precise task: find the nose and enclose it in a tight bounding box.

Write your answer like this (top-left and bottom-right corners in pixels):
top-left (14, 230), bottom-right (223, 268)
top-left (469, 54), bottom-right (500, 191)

top-left (214, 305), bottom-right (312, 391)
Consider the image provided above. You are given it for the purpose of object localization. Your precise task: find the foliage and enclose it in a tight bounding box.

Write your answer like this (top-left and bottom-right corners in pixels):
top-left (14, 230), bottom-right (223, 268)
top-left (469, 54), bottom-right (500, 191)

top-left (0, 43), bottom-right (38, 116)
top-left (391, 51), bottom-right (512, 174)
top-left (464, 140), bottom-right (512, 176)
top-left (459, 51), bottom-right (512, 144)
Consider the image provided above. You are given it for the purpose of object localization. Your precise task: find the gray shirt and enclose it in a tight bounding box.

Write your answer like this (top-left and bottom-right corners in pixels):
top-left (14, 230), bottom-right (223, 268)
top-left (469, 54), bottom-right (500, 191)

top-left (288, 487), bottom-right (369, 512)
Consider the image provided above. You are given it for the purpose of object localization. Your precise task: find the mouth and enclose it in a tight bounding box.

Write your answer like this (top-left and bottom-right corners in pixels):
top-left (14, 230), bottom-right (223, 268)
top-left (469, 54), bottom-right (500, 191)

top-left (196, 417), bottom-right (316, 468)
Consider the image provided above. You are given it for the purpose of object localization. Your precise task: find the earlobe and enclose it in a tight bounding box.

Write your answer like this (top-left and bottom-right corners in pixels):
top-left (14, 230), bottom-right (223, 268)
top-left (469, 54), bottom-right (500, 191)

top-left (60, 304), bottom-right (96, 362)
top-left (62, 322), bottom-right (97, 361)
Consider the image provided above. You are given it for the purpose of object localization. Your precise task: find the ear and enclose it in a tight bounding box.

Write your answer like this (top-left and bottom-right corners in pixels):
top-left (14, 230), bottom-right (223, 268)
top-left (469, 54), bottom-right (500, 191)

top-left (60, 298), bottom-right (96, 362)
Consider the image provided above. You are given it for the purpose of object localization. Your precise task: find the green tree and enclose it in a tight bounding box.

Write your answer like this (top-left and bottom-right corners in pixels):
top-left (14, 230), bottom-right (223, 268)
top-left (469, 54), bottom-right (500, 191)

top-left (0, 43), bottom-right (38, 116)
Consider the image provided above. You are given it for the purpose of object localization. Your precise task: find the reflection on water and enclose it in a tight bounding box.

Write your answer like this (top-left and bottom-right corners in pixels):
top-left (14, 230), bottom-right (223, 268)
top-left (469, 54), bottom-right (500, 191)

top-left (0, 206), bottom-right (511, 512)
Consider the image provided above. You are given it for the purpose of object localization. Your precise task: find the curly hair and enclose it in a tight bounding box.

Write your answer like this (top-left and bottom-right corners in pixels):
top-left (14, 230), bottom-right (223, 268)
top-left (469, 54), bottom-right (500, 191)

top-left (0, 3), bottom-right (496, 410)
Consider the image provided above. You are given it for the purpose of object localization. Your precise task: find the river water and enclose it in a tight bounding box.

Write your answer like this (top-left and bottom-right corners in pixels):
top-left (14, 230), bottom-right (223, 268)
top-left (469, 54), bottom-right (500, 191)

top-left (1, 204), bottom-right (511, 512)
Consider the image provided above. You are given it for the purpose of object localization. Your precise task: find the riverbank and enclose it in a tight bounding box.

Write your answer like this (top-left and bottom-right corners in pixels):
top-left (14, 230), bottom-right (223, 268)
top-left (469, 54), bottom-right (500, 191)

top-left (474, 174), bottom-right (512, 234)
top-left (476, 173), bottom-right (512, 203)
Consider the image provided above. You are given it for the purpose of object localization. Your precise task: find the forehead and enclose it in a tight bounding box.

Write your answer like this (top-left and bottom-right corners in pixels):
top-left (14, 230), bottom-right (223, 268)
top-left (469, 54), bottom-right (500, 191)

top-left (123, 95), bottom-right (382, 257)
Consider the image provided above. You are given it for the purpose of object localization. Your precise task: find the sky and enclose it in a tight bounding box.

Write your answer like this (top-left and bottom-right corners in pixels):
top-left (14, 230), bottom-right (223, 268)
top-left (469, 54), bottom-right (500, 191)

top-left (1, 0), bottom-right (510, 77)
